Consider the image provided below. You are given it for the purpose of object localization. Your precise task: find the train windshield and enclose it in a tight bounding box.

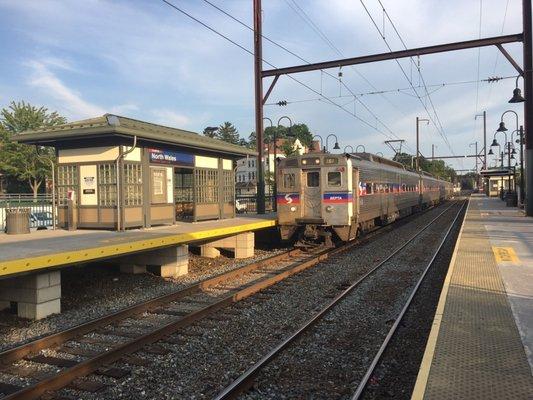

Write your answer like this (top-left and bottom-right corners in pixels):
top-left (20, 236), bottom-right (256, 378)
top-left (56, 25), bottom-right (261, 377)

top-left (306, 171), bottom-right (320, 187)
top-left (327, 172), bottom-right (341, 187)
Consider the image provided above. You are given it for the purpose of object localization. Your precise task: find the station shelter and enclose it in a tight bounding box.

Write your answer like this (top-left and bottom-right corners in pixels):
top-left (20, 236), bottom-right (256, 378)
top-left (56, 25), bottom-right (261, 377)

top-left (480, 168), bottom-right (515, 197)
top-left (14, 114), bottom-right (256, 229)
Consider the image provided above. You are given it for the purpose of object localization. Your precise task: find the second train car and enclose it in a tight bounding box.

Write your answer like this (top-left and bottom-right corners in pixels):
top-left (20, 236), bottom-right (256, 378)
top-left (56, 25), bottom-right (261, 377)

top-left (276, 152), bottom-right (453, 244)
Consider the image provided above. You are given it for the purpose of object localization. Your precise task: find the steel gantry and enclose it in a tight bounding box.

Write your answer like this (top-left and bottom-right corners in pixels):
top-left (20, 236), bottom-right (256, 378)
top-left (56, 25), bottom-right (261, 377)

top-left (253, 0), bottom-right (532, 215)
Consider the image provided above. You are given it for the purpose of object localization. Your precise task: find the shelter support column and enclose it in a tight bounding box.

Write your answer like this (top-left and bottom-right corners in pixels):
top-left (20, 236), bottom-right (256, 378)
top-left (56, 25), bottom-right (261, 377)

top-left (0, 271), bottom-right (61, 320)
top-left (119, 245), bottom-right (189, 278)
top-left (200, 232), bottom-right (254, 259)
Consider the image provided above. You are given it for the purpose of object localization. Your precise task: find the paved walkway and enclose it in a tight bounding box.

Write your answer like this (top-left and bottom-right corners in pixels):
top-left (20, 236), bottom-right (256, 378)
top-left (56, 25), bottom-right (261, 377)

top-left (0, 214), bottom-right (276, 278)
top-left (412, 195), bottom-right (533, 399)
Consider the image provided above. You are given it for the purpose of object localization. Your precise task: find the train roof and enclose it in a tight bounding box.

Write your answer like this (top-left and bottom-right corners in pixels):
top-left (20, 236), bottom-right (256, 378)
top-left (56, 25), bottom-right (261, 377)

top-left (279, 152), bottom-right (451, 184)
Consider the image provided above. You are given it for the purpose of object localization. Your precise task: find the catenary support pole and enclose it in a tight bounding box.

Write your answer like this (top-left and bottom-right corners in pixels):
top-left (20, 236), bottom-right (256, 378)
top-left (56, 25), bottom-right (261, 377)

top-left (523, 0), bottom-right (532, 215)
top-left (254, 0), bottom-right (265, 214)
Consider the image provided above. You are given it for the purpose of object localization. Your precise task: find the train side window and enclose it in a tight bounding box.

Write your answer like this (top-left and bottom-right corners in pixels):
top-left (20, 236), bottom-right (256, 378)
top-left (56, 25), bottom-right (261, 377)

top-left (306, 171), bottom-right (320, 187)
top-left (283, 173), bottom-right (295, 189)
top-left (327, 171), bottom-right (341, 187)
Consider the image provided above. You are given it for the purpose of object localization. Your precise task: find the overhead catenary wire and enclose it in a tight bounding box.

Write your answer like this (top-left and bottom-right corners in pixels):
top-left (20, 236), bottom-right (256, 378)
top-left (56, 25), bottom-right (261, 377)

top-left (283, 0), bottom-right (410, 123)
top-left (160, 0), bottom-right (400, 142)
top-left (364, 0), bottom-right (456, 158)
top-left (201, 0), bottom-right (407, 145)
top-left (264, 75), bottom-right (516, 106)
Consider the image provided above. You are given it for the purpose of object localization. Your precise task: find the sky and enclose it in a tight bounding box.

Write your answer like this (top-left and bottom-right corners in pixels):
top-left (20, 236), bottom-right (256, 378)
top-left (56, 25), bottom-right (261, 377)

top-left (0, 0), bottom-right (526, 171)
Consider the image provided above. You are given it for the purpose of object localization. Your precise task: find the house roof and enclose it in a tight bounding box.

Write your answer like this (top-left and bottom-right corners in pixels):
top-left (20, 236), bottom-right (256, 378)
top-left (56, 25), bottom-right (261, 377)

top-left (13, 114), bottom-right (256, 158)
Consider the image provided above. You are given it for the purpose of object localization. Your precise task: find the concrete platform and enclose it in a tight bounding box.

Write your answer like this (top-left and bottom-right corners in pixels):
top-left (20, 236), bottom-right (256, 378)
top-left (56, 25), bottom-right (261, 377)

top-left (0, 214), bottom-right (276, 279)
top-left (412, 195), bottom-right (533, 399)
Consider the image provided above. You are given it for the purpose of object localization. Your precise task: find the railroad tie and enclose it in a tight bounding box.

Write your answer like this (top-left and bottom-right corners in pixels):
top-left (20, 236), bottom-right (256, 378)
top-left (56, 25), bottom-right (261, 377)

top-left (0, 382), bottom-right (23, 396)
top-left (96, 367), bottom-right (131, 379)
top-left (67, 378), bottom-right (107, 393)
top-left (26, 355), bottom-right (78, 368)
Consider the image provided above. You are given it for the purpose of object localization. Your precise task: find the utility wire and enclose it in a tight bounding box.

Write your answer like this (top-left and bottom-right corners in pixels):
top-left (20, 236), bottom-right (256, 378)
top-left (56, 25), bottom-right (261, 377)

top-left (161, 0), bottom-right (398, 141)
top-left (198, 0), bottom-right (405, 144)
top-left (366, 0), bottom-right (455, 157)
top-left (265, 75), bottom-right (516, 106)
top-left (284, 0), bottom-right (409, 120)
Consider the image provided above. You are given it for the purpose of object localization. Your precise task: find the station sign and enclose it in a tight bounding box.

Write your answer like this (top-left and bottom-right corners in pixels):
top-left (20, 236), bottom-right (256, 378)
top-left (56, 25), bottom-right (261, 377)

top-left (148, 148), bottom-right (194, 166)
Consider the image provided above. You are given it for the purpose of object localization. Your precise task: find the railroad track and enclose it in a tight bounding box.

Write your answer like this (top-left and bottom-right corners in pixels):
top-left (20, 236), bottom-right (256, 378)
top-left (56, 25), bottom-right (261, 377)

top-left (0, 201), bottom-right (455, 399)
top-left (213, 200), bottom-right (465, 400)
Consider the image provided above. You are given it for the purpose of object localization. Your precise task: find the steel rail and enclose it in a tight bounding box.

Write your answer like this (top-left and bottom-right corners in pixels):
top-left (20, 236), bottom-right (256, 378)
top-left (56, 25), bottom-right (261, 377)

top-left (0, 201), bottom-right (451, 399)
top-left (2, 246), bottom-right (337, 400)
top-left (213, 201), bottom-right (460, 400)
top-left (0, 249), bottom-right (300, 366)
top-left (351, 199), bottom-right (467, 399)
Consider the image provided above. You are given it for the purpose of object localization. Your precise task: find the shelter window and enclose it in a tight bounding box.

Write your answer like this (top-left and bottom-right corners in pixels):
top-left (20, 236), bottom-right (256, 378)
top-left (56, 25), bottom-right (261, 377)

top-left (223, 170), bottom-right (234, 203)
top-left (306, 171), bottom-right (320, 187)
top-left (57, 165), bottom-right (78, 205)
top-left (327, 171), bottom-right (341, 187)
top-left (124, 164), bottom-right (143, 206)
top-left (98, 164), bottom-right (117, 206)
top-left (283, 173), bottom-right (296, 189)
top-left (195, 169), bottom-right (218, 204)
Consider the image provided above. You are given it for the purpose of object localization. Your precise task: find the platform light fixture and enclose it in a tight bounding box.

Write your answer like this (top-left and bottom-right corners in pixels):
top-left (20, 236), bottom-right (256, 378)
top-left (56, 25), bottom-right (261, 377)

top-left (509, 76), bottom-right (525, 103)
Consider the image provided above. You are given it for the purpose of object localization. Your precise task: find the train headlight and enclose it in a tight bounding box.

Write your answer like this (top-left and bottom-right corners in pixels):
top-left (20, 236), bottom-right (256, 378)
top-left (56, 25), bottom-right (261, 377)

top-left (290, 206), bottom-right (297, 212)
top-left (326, 205), bottom-right (334, 212)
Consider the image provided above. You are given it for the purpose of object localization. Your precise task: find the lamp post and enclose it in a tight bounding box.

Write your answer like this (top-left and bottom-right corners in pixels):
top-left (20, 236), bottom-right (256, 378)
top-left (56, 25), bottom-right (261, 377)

top-left (376, 152), bottom-right (384, 157)
top-left (355, 145), bottom-right (366, 153)
top-left (35, 146), bottom-right (56, 230)
top-left (511, 127), bottom-right (525, 203)
top-left (312, 135), bottom-right (324, 153)
top-left (495, 110), bottom-right (520, 200)
top-left (324, 134), bottom-right (340, 153)
top-left (344, 145), bottom-right (354, 153)
top-left (262, 117), bottom-right (273, 199)
top-left (491, 131), bottom-right (510, 197)
top-left (274, 116), bottom-right (293, 211)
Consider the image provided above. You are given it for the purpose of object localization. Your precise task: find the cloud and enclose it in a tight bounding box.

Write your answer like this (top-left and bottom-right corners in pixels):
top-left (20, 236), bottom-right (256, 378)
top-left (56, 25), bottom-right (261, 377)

top-left (25, 60), bottom-right (105, 119)
top-left (151, 109), bottom-right (191, 128)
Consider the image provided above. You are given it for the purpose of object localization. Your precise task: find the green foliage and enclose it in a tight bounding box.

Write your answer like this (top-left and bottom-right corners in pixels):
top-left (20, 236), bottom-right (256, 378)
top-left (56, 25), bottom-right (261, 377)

top-left (202, 122), bottom-right (242, 145)
top-left (280, 140), bottom-right (297, 157)
top-left (263, 123), bottom-right (313, 148)
top-left (0, 101), bottom-right (66, 195)
top-left (393, 152), bottom-right (456, 182)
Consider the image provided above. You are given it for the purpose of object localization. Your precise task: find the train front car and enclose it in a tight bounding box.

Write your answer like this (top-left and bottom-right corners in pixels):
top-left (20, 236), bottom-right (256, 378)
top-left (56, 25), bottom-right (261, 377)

top-left (276, 154), bottom-right (355, 246)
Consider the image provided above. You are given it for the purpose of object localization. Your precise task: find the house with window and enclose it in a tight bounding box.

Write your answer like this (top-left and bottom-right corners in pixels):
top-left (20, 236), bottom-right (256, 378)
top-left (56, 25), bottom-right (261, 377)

top-left (235, 138), bottom-right (306, 195)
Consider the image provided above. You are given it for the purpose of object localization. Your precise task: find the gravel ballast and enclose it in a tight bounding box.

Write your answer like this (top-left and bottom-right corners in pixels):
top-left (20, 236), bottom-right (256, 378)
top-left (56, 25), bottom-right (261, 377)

top-left (48, 203), bottom-right (461, 400)
top-left (0, 248), bottom-right (285, 353)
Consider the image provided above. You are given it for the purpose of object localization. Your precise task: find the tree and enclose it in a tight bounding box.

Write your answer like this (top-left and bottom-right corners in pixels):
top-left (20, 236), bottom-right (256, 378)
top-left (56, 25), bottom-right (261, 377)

top-left (0, 101), bottom-right (66, 196)
top-left (203, 126), bottom-right (219, 138)
top-left (280, 140), bottom-right (297, 157)
top-left (392, 152), bottom-right (456, 182)
top-left (217, 121), bottom-right (240, 145)
top-left (263, 123), bottom-right (313, 148)
top-left (247, 131), bottom-right (256, 149)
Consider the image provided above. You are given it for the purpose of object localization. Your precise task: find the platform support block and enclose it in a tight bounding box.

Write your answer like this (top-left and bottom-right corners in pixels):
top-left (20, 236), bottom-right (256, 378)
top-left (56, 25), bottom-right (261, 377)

top-left (119, 245), bottom-right (189, 278)
top-left (0, 271), bottom-right (61, 320)
top-left (200, 232), bottom-right (254, 259)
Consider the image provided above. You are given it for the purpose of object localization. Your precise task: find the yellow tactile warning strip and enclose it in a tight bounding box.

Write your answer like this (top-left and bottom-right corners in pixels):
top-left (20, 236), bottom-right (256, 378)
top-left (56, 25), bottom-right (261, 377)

top-left (0, 220), bottom-right (276, 278)
top-left (492, 246), bottom-right (520, 264)
top-left (412, 199), bottom-right (533, 399)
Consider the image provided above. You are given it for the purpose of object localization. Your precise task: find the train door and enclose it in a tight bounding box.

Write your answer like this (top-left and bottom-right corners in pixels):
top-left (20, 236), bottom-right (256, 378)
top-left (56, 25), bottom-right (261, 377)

top-left (352, 168), bottom-right (359, 223)
top-left (303, 169), bottom-right (321, 218)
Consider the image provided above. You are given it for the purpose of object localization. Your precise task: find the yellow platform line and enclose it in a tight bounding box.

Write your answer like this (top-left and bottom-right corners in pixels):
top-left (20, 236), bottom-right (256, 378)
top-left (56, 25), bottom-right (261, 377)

top-left (410, 198), bottom-right (471, 400)
top-left (0, 220), bottom-right (276, 278)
